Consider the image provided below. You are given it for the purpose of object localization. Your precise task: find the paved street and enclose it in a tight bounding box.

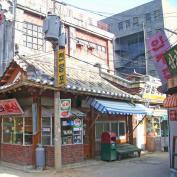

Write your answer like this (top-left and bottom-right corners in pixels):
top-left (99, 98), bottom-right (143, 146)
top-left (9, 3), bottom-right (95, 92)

top-left (0, 152), bottom-right (169, 177)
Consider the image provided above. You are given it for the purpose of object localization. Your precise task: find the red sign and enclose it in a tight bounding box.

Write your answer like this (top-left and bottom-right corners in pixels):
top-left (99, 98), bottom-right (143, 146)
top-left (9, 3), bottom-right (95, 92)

top-left (60, 99), bottom-right (71, 118)
top-left (0, 99), bottom-right (24, 115)
top-left (169, 110), bottom-right (177, 121)
top-left (0, 11), bottom-right (4, 24)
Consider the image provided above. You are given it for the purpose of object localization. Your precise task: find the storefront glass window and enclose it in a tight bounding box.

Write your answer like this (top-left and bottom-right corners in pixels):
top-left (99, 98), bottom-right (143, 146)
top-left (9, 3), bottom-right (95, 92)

top-left (24, 117), bottom-right (32, 145)
top-left (119, 122), bottom-right (126, 136)
top-left (147, 117), bottom-right (161, 136)
top-left (3, 117), bottom-right (23, 144)
top-left (96, 122), bottom-right (104, 139)
top-left (42, 117), bottom-right (53, 145)
top-left (161, 120), bottom-right (168, 137)
top-left (2, 117), bottom-right (32, 145)
top-left (95, 121), bottom-right (126, 140)
top-left (111, 122), bottom-right (118, 136)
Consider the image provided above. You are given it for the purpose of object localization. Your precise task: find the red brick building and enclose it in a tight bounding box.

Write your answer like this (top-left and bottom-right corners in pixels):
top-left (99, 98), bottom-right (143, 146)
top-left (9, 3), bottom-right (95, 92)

top-left (0, 0), bottom-right (149, 168)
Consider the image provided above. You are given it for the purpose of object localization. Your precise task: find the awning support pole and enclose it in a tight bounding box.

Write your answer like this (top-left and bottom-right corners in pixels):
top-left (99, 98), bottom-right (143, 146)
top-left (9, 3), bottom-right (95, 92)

top-left (127, 115), bottom-right (146, 142)
top-left (132, 115), bottom-right (146, 132)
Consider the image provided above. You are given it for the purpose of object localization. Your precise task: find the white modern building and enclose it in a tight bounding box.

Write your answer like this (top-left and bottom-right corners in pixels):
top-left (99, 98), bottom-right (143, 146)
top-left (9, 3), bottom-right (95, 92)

top-left (102, 0), bottom-right (177, 77)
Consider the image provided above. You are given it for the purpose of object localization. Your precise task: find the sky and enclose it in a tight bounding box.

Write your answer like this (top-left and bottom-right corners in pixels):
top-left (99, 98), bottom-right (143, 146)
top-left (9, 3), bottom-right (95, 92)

top-left (61, 0), bottom-right (177, 17)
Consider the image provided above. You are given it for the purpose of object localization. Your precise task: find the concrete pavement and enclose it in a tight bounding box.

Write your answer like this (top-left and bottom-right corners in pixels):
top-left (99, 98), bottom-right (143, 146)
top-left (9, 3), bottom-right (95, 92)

top-left (0, 152), bottom-right (170, 177)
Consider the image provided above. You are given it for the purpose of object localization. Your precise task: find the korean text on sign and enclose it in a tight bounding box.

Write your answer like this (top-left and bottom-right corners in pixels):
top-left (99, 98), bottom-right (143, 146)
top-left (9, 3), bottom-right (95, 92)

top-left (0, 99), bottom-right (24, 115)
top-left (147, 31), bottom-right (171, 84)
top-left (164, 44), bottom-right (177, 76)
top-left (57, 49), bottom-right (66, 87)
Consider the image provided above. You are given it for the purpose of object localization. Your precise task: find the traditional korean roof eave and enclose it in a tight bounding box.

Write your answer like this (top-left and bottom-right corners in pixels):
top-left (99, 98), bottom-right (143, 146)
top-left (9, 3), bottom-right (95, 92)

top-left (0, 79), bottom-right (141, 102)
top-left (61, 87), bottom-right (134, 101)
top-left (0, 81), bottom-right (24, 94)
top-left (0, 55), bottom-right (145, 102)
top-left (0, 80), bottom-right (57, 94)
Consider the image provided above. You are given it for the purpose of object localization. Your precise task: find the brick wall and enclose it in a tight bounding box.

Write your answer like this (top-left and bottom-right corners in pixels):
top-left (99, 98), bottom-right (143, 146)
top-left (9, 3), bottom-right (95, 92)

top-left (45, 145), bottom-right (84, 167)
top-left (0, 144), bottom-right (32, 165)
top-left (0, 144), bottom-right (84, 166)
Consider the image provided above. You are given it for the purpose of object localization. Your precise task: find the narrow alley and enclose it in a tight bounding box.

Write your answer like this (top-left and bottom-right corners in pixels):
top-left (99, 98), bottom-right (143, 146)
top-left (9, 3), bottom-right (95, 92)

top-left (0, 152), bottom-right (169, 177)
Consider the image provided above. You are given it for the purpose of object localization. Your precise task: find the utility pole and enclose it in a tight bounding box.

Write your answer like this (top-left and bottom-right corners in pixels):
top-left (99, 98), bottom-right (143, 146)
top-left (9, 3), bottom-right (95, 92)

top-left (43, 0), bottom-right (66, 171)
top-left (54, 44), bottom-right (62, 172)
top-left (143, 23), bottom-right (148, 75)
top-left (53, 0), bottom-right (62, 171)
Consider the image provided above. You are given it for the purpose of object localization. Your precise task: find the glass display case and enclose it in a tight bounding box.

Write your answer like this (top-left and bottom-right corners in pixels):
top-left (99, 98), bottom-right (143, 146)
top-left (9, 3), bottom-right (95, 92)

top-left (61, 117), bottom-right (83, 145)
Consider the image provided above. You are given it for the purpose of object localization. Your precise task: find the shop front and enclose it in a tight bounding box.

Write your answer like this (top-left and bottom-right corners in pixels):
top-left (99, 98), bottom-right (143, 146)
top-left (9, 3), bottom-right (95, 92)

top-left (0, 99), bottom-right (33, 165)
top-left (0, 96), bottom-right (86, 166)
top-left (145, 108), bottom-right (168, 152)
top-left (163, 94), bottom-right (177, 168)
top-left (38, 97), bottom-right (86, 166)
top-left (87, 98), bottom-right (148, 156)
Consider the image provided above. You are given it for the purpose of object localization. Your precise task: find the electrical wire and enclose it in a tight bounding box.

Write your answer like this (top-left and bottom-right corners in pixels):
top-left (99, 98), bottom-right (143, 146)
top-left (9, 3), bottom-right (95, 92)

top-left (10, 26), bottom-right (177, 74)
top-left (54, 0), bottom-right (177, 22)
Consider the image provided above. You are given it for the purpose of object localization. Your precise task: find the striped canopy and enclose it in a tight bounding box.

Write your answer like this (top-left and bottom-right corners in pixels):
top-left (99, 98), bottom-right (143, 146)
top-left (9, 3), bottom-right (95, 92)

top-left (163, 95), bottom-right (177, 108)
top-left (89, 98), bottom-right (148, 115)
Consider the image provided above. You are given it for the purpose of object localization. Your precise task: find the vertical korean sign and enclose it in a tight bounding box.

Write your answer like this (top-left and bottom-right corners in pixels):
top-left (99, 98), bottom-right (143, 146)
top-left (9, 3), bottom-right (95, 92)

top-left (147, 31), bottom-right (171, 84)
top-left (164, 44), bottom-right (177, 76)
top-left (57, 49), bottom-right (66, 87)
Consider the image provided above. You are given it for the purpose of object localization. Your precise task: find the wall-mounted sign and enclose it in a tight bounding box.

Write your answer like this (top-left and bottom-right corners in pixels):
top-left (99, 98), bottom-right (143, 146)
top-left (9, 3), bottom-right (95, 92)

top-left (143, 93), bottom-right (166, 103)
top-left (164, 44), bottom-right (177, 76)
top-left (57, 49), bottom-right (66, 87)
top-left (60, 99), bottom-right (71, 118)
top-left (0, 99), bottom-right (24, 115)
top-left (169, 110), bottom-right (177, 121)
top-left (147, 31), bottom-right (171, 84)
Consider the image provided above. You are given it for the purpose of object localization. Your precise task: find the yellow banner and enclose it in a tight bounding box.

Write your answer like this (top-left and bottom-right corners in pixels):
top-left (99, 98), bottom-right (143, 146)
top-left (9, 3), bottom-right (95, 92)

top-left (57, 49), bottom-right (66, 87)
top-left (143, 93), bottom-right (166, 103)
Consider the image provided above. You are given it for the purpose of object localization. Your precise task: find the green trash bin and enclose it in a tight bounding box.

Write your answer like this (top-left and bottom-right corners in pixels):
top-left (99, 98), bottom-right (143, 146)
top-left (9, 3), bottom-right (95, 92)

top-left (101, 132), bottom-right (117, 161)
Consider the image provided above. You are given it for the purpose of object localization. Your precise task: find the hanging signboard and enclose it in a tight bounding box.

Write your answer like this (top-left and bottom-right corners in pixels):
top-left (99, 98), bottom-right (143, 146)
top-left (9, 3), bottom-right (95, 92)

top-left (147, 31), bottom-right (171, 84)
top-left (60, 99), bottom-right (71, 118)
top-left (57, 49), bottom-right (66, 87)
top-left (164, 44), bottom-right (177, 76)
top-left (0, 99), bottom-right (24, 115)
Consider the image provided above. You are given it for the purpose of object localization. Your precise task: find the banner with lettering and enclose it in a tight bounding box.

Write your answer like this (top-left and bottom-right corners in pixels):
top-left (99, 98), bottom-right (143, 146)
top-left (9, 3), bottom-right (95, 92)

top-left (147, 31), bottom-right (171, 84)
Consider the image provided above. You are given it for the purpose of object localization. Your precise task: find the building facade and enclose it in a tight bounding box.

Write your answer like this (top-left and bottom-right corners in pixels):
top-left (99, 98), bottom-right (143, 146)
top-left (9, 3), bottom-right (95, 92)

top-left (100, 70), bottom-right (168, 151)
top-left (0, 0), bottom-right (114, 76)
top-left (0, 0), bottom-right (149, 167)
top-left (102, 0), bottom-right (177, 77)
